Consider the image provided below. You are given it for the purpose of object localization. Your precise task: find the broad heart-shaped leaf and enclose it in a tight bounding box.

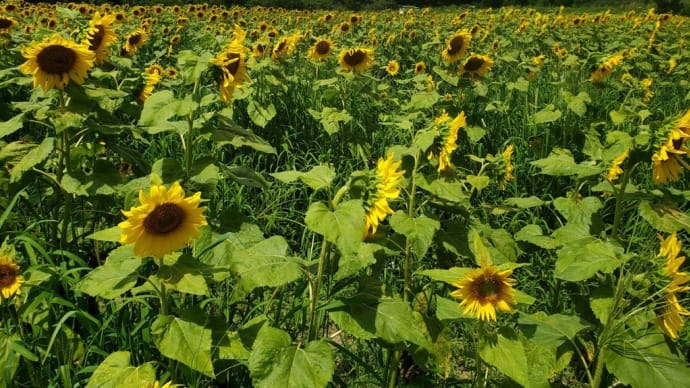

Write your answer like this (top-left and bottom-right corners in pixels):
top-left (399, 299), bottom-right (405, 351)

top-left (177, 50), bottom-right (214, 85)
top-left (514, 224), bottom-right (559, 249)
top-left (75, 245), bottom-right (142, 299)
top-left (305, 200), bottom-right (364, 257)
top-left (532, 105), bottom-right (562, 124)
top-left (479, 328), bottom-right (530, 388)
top-left (562, 90), bottom-right (591, 117)
top-left (156, 254), bottom-right (209, 295)
top-left (416, 174), bottom-right (470, 206)
top-left (603, 330), bottom-right (690, 388)
top-left (335, 242), bottom-right (382, 280)
top-left (85, 351), bottom-right (156, 388)
top-left (522, 332), bottom-right (573, 388)
top-left (0, 112), bottom-right (25, 138)
top-left (531, 148), bottom-right (603, 178)
top-left (248, 326), bottom-right (334, 388)
top-left (212, 115), bottom-right (276, 154)
top-left (86, 226), bottom-right (121, 242)
top-left (505, 196), bottom-right (545, 209)
top-left (222, 165), bottom-right (270, 189)
top-left (151, 314), bottom-right (214, 377)
top-left (307, 107), bottom-right (352, 135)
top-left (61, 160), bottom-right (122, 196)
top-left (10, 137), bottom-right (54, 183)
top-left (553, 196), bottom-right (602, 225)
top-left (271, 164), bottom-right (336, 191)
top-left (416, 267), bottom-right (471, 286)
top-left (555, 237), bottom-right (628, 281)
top-left (518, 312), bottom-right (590, 348)
top-left (638, 200), bottom-right (690, 233)
top-left (227, 236), bottom-right (304, 303)
top-left (247, 100), bottom-right (276, 128)
top-left (327, 295), bottom-right (429, 348)
top-left (389, 211), bottom-right (439, 259)
top-left (138, 91), bottom-right (196, 131)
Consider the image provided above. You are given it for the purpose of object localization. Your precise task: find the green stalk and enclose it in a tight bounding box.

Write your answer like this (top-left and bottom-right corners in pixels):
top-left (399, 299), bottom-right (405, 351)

top-left (474, 321), bottom-right (485, 387)
top-left (57, 91), bottom-right (72, 249)
top-left (158, 257), bottom-right (169, 316)
top-left (184, 80), bottom-right (200, 183)
top-left (611, 163), bottom-right (636, 241)
top-left (386, 348), bottom-right (402, 388)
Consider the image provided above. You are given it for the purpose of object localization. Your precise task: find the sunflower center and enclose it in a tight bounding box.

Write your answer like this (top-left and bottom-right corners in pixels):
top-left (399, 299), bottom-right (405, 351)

top-left (224, 53), bottom-right (241, 75)
top-left (37, 45), bottom-right (77, 74)
top-left (88, 25), bottom-right (105, 51)
top-left (0, 18), bottom-right (12, 29)
top-left (143, 203), bottom-right (186, 235)
top-left (464, 57), bottom-right (485, 72)
top-left (128, 34), bottom-right (141, 46)
top-left (315, 41), bottom-right (330, 55)
top-left (672, 138), bottom-right (685, 150)
top-left (447, 36), bottom-right (465, 55)
top-left (340, 23), bottom-right (350, 32)
top-left (343, 50), bottom-right (366, 66)
top-left (0, 264), bottom-right (17, 288)
top-left (472, 275), bottom-right (501, 302)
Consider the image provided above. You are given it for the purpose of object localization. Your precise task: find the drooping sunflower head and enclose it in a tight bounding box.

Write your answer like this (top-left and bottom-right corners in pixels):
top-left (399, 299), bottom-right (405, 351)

top-left (0, 15), bottom-right (18, 34)
top-left (362, 152), bottom-right (405, 239)
top-left (0, 256), bottom-right (23, 301)
top-left (654, 233), bottom-right (690, 338)
top-left (338, 47), bottom-right (374, 73)
top-left (498, 144), bottom-right (515, 190)
top-left (386, 59), bottom-right (399, 76)
top-left (460, 53), bottom-right (494, 79)
top-left (651, 108), bottom-right (690, 184)
top-left (589, 54), bottom-right (624, 84)
top-left (450, 265), bottom-right (518, 322)
top-left (308, 38), bottom-right (333, 61)
top-left (118, 181), bottom-right (208, 258)
top-left (123, 29), bottom-right (148, 56)
top-left (84, 12), bottom-right (117, 65)
top-left (606, 148), bottom-right (629, 182)
top-left (19, 34), bottom-right (95, 92)
top-left (271, 34), bottom-right (297, 60)
top-left (210, 26), bottom-right (251, 103)
top-left (414, 61), bottom-right (426, 75)
top-left (442, 30), bottom-right (471, 64)
top-left (427, 110), bottom-right (466, 172)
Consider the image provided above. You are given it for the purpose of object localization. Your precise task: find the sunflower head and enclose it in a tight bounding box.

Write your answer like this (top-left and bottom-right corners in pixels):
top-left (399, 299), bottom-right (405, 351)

top-left (211, 26), bottom-right (251, 103)
top-left (386, 59), bottom-right (399, 76)
top-left (362, 153), bottom-right (405, 239)
top-left (498, 144), bottom-right (515, 190)
top-left (84, 12), bottom-right (117, 65)
top-left (0, 256), bottom-right (24, 301)
top-left (442, 30), bottom-right (471, 64)
top-left (414, 61), bottom-right (426, 75)
top-left (338, 47), bottom-right (375, 73)
top-left (654, 233), bottom-right (690, 338)
top-left (0, 15), bottom-right (18, 34)
top-left (450, 264), bottom-right (518, 321)
top-left (308, 38), bottom-right (333, 61)
top-left (427, 111), bottom-right (466, 172)
top-left (460, 54), bottom-right (493, 79)
top-left (118, 181), bottom-right (208, 258)
top-left (651, 109), bottom-right (690, 184)
top-left (123, 29), bottom-right (148, 56)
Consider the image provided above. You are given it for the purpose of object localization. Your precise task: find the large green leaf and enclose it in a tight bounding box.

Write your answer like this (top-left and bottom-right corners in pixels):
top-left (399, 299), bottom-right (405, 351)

top-left (75, 246), bottom-right (141, 299)
top-left (227, 236), bottom-right (304, 303)
top-left (603, 331), bottom-right (690, 388)
top-left (416, 267), bottom-right (470, 285)
top-left (531, 149), bottom-right (603, 178)
top-left (518, 312), bottom-right (590, 348)
top-left (305, 200), bottom-right (364, 256)
top-left (479, 328), bottom-right (530, 387)
top-left (151, 314), bottom-right (214, 377)
top-left (514, 224), bottom-right (559, 249)
top-left (138, 91), bottom-right (195, 133)
top-left (212, 115), bottom-right (276, 154)
top-left (553, 196), bottom-right (602, 225)
top-left (389, 211), bottom-right (440, 259)
top-left (532, 104), bottom-right (562, 124)
top-left (555, 238), bottom-right (628, 281)
top-left (416, 174), bottom-right (470, 205)
top-left (247, 100), bottom-right (276, 128)
top-left (177, 50), bottom-right (214, 85)
top-left (248, 326), bottom-right (334, 388)
top-left (562, 90), bottom-right (591, 117)
top-left (61, 160), bottom-right (122, 196)
top-left (156, 254), bottom-right (209, 295)
top-left (307, 107), bottom-right (352, 135)
top-left (0, 113), bottom-right (25, 138)
top-left (85, 351), bottom-right (156, 388)
top-left (271, 164), bottom-right (336, 191)
top-left (638, 200), bottom-right (690, 233)
top-left (10, 137), bottom-right (55, 183)
top-left (336, 242), bottom-right (382, 280)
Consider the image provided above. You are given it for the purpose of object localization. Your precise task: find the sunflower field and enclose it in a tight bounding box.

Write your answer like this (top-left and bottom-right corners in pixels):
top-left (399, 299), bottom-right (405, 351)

top-left (1, 1), bottom-right (690, 387)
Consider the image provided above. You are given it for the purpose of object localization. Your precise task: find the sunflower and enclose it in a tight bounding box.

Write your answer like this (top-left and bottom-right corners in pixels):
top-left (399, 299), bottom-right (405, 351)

top-left (0, 16), bottom-right (18, 34)
top-left (123, 29), bottom-right (148, 56)
top-left (363, 153), bottom-right (405, 239)
top-left (308, 38), bottom-right (333, 61)
top-left (386, 59), bottom-right (399, 76)
top-left (607, 148), bottom-right (629, 182)
top-left (499, 144), bottom-right (515, 190)
top-left (667, 57), bottom-right (677, 74)
top-left (442, 30), bottom-right (471, 64)
top-left (84, 12), bottom-right (117, 65)
top-left (0, 256), bottom-right (24, 301)
top-left (338, 47), bottom-right (374, 73)
top-left (450, 264), bottom-right (518, 321)
top-left (428, 111), bottom-right (466, 172)
top-left (210, 25), bottom-right (250, 103)
top-left (119, 182), bottom-right (207, 258)
top-left (19, 34), bottom-right (95, 92)
top-left (460, 54), bottom-right (493, 79)
top-left (271, 34), bottom-right (298, 60)
top-left (652, 108), bottom-right (690, 184)
top-left (414, 61), bottom-right (426, 75)
top-left (590, 54), bottom-right (624, 84)
top-left (139, 64), bottom-right (163, 103)
top-left (655, 233), bottom-right (690, 338)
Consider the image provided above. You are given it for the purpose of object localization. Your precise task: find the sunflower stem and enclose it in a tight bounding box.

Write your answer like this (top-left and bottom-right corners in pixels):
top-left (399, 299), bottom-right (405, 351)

top-left (403, 155), bottom-right (419, 303)
top-left (57, 90), bottom-right (72, 249)
top-left (474, 321), bottom-right (485, 387)
top-left (386, 348), bottom-right (402, 388)
top-left (611, 163), bottom-right (636, 241)
top-left (158, 257), bottom-right (169, 316)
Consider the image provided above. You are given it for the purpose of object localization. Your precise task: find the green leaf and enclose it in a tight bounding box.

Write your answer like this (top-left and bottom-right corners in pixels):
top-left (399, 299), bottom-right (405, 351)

top-left (218, 331), bottom-right (250, 360)
top-left (505, 196), bottom-right (545, 209)
top-left (432, 66), bottom-right (459, 85)
top-left (222, 165), bottom-right (270, 189)
top-left (416, 174), bottom-right (470, 205)
top-left (157, 254), bottom-right (209, 295)
top-left (465, 125), bottom-right (486, 144)
top-left (416, 267), bottom-right (470, 285)
top-left (590, 284), bottom-right (614, 325)
top-left (0, 113), bottom-right (25, 138)
top-left (227, 236), bottom-right (304, 303)
top-left (479, 328), bottom-right (530, 388)
top-left (514, 224), bottom-right (559, 249)
top-left (308, 107), bottom-right (352, 135)
top-left (151, 158), bottom-right (184, 183)
top-left (139, 91), bottom-right (195, 132)
top-left (562, 91), bottom-right (591, 117)
top-left (151, 314), bottom-right (215, 377)
top-left (518, 312), bottom-right (590, 348)
top-left (177, 50), bottom-right (214, 85)
top-left (190, 158), bottom-right (221, 187)
top-left (86, 351), bottom-right (156, 388)
top-left (603, 331), bottom-right (690, 388)
top-left (248, 326), bottom-right (334, 388)
top-left (507, 77), bottom-right (530, 93)
top-left (271, 164), bottom-right (336, 191)
top-left (435, 296), bottom-right (472, 321)
top-left (75, 245), bottom-right (142, 299)
top-left (533, 104), bottom-right (562, 124)
top-left (466, 175), bottom-right (490, 191)
top-left (247, 100), bottom-right (276, 128)
top-left (389, 211), bottom-right (439, 259)
top-left (50, 111), bottom-right (85, 133)
top-left (404, 91), bottom-right (440, 111)
top-left (86, 226), bottom-right (121, 242)
top-left (639, 200), bottom-right (690, 233)
top-left (553, 196), bottom-right (602, 225)
top-left (336, 242), bottom-right (382, 280)
top-left (305, 200), bottom-right (364, 256)
top-left (10, 137), bottom-right (55, 183)
top-left (531, 148), bottom-right (603, 178)
top-left (213, 115), bottom-right (276, 154)
top-left (555, 238), bottom-right (628, 281)
top-left (60, 160), bottom-right (122, 196)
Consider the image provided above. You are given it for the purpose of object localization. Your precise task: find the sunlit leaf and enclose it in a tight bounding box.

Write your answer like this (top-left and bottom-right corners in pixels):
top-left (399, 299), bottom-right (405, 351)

top-left (85, 351), bottom-right (156, 388)
top-left (305, 200), bottom-right (364, 256)
top-left (390, 211), bottom-right (439, 259)
top-left (151, 314), bottom-right (214, 377)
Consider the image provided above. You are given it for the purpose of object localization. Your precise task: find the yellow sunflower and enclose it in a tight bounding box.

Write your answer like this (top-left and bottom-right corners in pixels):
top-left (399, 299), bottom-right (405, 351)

top-left (210, 26), bottom-right (251, 103)
top-left (0, 256), bottom-right (24, 301)
top-left (0, 15), bottom-right (18, 34)
top-left (363, 153), bottom-right (405, 239)
top-left (19, 34), bottom-right (95, 92)
top-left (338, 47), bottom-right (375, 73)
top-left (123, 29), bottom-right (148, 56)
top-left (499, 144), bottom-right (515, 190)
top-left (386, 59), bottom-right (399, 76)
top-left (450, 264), bottom-right (518, 321)
top-left (119, 182), bottom-right (207, 258)
top-left (652, 108), bottom-right (690, 184)
top-left (139, 64), bottom-right (163, 103)
top-left (590, 54), bottom-right (624, 84)
top-left (84, 12), bottom-right (117, 65)
top-left (308, 38), bottom-right (333, 61)
top-left (442, 30), bottom-right (471, 64)
top-left (271, 35), bottom-right (296, 60)
top-left (607, 148), bottom-right (629, 182)
top-left (414, 61), bottom-right (426, 75)
top-left (427, 111), bottom-right (466, 172)
top-left (655, 233), bottom-right (690, 338)
top-left (460, 54), bottom-right (494, 79)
